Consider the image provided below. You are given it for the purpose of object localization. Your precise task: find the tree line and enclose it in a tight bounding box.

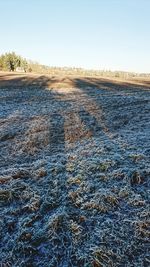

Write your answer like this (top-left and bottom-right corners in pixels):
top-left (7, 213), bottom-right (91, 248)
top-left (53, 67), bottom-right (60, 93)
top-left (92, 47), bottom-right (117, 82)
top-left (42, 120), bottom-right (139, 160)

top-left (0, 52), bottom-right (149, 78)
top-left (0, 52), bottom-right (28, 72)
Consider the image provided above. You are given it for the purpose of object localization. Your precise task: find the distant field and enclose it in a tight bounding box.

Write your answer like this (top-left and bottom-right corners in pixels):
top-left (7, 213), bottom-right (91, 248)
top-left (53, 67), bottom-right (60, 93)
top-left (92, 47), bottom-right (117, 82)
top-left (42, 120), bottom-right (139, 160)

top-left (0, 72), bottom-right (150, 266)
top-left (0, 71), bottom-right (150, 88)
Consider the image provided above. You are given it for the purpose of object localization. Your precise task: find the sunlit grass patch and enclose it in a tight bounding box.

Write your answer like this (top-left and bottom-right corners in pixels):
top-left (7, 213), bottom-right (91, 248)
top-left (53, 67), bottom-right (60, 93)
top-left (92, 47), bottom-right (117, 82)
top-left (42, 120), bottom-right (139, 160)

top-left (66, 162), bottom-right (76, 173)
top-left (67, 176), bottom-right (82, 186)
top-left (34, 167), bottom-right (47, 178)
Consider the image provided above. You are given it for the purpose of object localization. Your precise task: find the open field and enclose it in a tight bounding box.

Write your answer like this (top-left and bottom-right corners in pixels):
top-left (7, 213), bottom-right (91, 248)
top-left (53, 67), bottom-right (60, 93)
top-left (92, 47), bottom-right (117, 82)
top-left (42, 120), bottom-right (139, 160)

top-left (0, 72), bottom-right (150, 266)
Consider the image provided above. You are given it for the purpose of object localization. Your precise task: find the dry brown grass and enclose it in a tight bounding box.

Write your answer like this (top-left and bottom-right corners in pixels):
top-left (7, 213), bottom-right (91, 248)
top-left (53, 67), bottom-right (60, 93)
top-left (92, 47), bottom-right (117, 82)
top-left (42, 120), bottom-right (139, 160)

top-left (0, 71), bottom-right (150, 89)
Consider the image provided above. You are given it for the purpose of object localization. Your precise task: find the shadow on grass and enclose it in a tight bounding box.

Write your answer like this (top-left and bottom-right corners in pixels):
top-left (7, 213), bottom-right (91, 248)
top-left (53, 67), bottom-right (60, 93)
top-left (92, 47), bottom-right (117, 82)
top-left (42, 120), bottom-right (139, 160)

top-left (0, 73), bottom-right (150, 266)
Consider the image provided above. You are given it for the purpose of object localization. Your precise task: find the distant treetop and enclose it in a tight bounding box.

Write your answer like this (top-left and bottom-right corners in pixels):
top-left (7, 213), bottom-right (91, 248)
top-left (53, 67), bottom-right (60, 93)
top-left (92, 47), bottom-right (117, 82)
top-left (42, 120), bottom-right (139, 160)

top-left (0, 52), bottom-right (28, 72)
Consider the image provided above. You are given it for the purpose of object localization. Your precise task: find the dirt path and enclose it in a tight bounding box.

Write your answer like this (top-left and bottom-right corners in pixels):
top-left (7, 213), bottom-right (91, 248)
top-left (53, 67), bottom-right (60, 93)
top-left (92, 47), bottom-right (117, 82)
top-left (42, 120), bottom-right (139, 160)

top-left (0, 73), bottom-right (150, 266)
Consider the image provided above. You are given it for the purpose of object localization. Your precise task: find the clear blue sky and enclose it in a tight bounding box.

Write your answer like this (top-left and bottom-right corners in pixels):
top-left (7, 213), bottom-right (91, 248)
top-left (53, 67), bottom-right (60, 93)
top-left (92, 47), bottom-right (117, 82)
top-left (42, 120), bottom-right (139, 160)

top-left (0, 0), bottom-right (150, 73)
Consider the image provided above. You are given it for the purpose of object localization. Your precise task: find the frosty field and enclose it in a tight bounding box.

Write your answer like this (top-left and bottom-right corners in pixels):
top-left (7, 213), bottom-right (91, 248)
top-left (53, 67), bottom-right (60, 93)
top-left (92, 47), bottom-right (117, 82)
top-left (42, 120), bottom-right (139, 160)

top-left (0, 73), bottom-right (150, 267)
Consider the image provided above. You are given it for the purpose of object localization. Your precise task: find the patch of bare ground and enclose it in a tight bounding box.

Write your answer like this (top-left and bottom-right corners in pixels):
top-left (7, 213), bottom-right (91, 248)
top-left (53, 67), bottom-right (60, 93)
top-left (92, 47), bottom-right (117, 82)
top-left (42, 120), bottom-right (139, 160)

top-left (0, 72), bottom-right (150, 266)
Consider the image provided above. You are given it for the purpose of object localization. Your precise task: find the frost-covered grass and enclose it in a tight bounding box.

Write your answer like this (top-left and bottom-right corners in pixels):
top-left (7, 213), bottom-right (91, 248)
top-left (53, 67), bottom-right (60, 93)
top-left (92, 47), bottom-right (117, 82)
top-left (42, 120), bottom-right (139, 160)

top-left (0, 74), bottom-right (150, 266)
